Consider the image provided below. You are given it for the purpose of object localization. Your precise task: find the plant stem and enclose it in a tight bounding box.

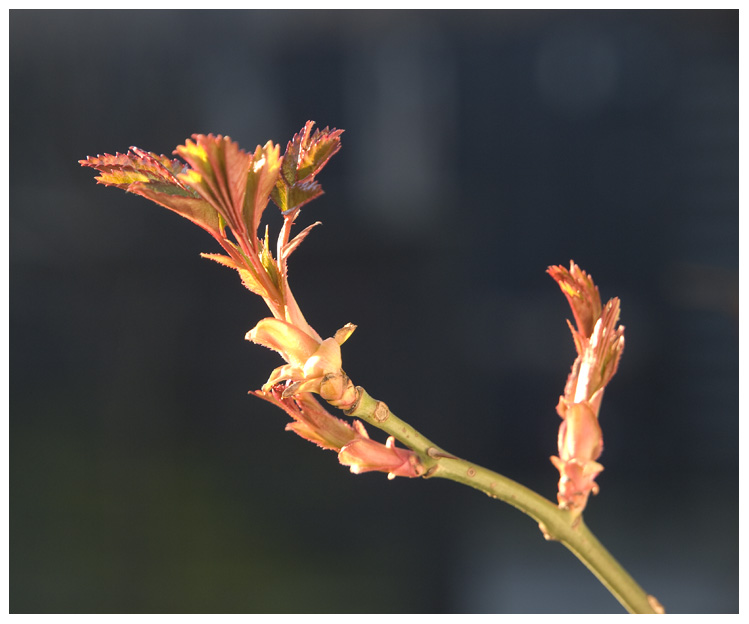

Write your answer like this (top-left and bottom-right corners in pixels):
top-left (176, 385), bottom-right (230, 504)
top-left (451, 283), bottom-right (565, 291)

top-left (345, 387), bottom-right (663, 614)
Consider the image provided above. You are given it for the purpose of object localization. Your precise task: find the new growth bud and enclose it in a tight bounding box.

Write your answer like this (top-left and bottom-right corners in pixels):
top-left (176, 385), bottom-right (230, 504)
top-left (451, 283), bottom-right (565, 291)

top-left (253, 388), bottom-right (423, 479)
top-left (548, 262), bottom-right (625, 515)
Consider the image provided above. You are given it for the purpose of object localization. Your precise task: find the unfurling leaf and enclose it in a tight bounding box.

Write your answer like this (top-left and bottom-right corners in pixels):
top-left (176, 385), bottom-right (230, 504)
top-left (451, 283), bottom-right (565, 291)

top-left (548, 262), bottom-right (602, 342)
top-left (81, 123), bottom-right (340, 349)
top-left (175, 134), bottom-right (253, 241)
top-left (80, 148), bottom-right (186, 191)
top-left (199, 253), bottom-right (266, 296)
top-left (271, 179), bottom-right (324, 214)
top-left (281, 221), bottom-right (321, 262)
top-left (245, 141), bottom-right (283, 236)
top-left (133, 187), bottom-right (223, 236)
top-left (281, 120), bottom-right (343, 185)
top-left (272, 121), bottom-right (343, 215)
top-left (79, 149), bottom-right (222, 235)
top-left (259, 226), bottom-right (282, 290)
top-left (254, 389), bottom-right (359, 452)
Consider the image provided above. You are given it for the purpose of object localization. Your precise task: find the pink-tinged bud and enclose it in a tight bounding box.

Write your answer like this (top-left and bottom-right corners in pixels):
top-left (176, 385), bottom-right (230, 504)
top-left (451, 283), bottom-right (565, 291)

top-left (550, 454), bottom-right (603, 513)
top-left (558, 403), bottom-right (603, 463)
top-left (252, 388), bottom-right (423, 480)
top-left (319, 373), bottom-right (359, 410)
top-left (338, 436), bottom-right (425, 480)
top-left (549, 262), bottom-right (625, 514)
top-left (551, 402), bottom-right (604, 512)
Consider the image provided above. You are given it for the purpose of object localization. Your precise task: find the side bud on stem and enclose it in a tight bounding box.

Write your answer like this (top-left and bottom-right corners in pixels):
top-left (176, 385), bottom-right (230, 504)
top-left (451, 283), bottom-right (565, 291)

top-left (253, 387), bottom-right (424, 479)
top-left (548, 262), bottom-right (625, 516)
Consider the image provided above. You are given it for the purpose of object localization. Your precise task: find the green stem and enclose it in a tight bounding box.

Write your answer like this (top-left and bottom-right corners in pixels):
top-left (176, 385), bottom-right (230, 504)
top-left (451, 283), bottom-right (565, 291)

top-left (345, 387), bottom-right (663, 614)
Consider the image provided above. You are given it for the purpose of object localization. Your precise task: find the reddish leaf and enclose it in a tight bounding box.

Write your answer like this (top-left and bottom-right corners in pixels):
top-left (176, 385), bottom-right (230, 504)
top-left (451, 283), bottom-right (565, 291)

top-left (281, 221), bottom-right (321, 262)
top-left (548, 262), bottom-right (602, 341)
top-left (199, 252), bottom-right (267, 296)
top-left (80, 148), bottom-right (222, 235)
top-left (80, 148), bottom-right (188, 192)
top-left (590, 298), bottom-right (625, 395)
top-left (244, 141), bottom-right (283, 236)
top-left (339, 436), bottom-right (425, 479)
top-left (175, 134), bottom-right (252, 241)
top-left (259, 227), bottom-right (282, 291)
top-left (271, 179), bottom-right (324, 214)
top-left (282, 120), bottom-right (343, 185)
top-left (272, 121), bottom-right (342, 214)
top-left (252, 388), bottom-right (358, 452)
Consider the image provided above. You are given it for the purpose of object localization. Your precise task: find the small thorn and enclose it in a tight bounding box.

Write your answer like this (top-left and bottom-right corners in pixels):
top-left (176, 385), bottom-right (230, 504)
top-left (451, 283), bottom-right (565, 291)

top-left (538, 522), bottom-right (556, 541)
top-left (426, 447), bottom-right (459, 460)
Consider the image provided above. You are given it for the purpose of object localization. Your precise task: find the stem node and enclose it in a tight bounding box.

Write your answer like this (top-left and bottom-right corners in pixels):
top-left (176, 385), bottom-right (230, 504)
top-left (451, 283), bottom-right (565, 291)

top-left (373, 401), bottom-right (389, 422)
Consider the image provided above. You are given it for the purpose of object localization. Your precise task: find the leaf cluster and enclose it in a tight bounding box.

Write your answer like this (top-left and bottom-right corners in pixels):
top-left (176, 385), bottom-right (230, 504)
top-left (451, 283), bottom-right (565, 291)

top-left (80, 122), bottom-right (342, 334)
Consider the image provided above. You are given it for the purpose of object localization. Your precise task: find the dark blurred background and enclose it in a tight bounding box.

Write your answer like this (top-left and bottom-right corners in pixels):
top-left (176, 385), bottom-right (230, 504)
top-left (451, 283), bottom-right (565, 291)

top-left (9, 9), bottom-right (738, 614)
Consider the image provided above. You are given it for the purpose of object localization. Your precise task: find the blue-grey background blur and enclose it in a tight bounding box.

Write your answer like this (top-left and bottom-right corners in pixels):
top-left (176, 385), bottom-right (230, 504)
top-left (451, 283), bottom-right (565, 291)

top-left (10, 9), bottom-right (738, 614)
